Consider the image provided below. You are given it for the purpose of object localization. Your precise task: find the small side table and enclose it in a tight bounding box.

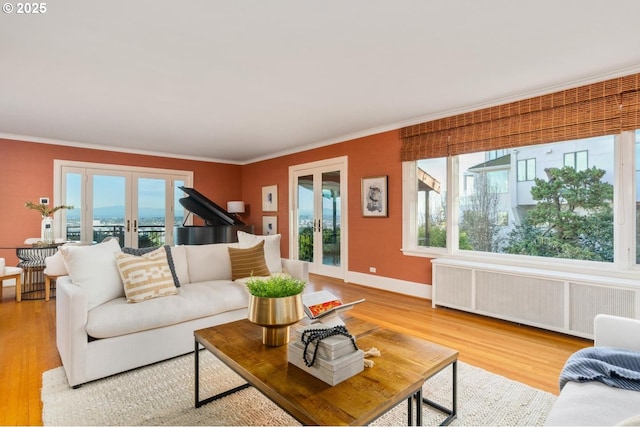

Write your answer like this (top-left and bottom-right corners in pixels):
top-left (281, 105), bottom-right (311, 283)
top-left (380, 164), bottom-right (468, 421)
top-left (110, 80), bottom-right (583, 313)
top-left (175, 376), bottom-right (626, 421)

top-left (15, 245), bottom-right (60, 301)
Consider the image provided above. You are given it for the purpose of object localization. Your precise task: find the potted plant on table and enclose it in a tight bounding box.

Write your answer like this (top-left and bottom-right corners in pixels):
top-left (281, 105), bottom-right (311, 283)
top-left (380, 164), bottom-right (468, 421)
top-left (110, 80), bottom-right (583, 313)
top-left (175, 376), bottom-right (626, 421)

top-left (246, 275), bottom-right (306, 347)
top-left (25, 201), bottom-right (73, 244)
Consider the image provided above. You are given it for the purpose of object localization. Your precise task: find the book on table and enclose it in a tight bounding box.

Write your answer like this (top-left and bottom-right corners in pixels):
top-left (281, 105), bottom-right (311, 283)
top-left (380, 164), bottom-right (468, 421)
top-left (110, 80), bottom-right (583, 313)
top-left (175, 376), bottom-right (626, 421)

top-left (292, 290), bottom-right (366, 385)
top-left (302, 290), bottom-right (365, 321)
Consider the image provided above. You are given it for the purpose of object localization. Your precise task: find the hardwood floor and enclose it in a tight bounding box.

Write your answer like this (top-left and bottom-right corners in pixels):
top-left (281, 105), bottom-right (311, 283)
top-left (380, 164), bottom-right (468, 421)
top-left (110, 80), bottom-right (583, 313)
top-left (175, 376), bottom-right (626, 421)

top-left (0, 274), bottom-right (591, 426)
top-left (0, 287), bottom-right (59, 426)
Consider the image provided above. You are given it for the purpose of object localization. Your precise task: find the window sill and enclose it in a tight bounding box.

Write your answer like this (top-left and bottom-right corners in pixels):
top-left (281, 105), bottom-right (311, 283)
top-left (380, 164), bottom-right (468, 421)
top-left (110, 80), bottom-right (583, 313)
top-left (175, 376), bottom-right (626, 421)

top-left (402, 246), bottom-right (640, 282)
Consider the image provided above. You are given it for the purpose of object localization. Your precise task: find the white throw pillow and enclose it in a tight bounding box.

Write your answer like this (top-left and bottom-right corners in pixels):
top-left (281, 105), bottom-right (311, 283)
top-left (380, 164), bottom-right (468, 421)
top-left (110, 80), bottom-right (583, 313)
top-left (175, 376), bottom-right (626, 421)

top-left (237, 231), bottom-right (282, 274)
top-left (44, 250), bottom-right (67, 276)
top-left (60, 239), bottom-right (124, 310)
top-left (185, 243), bottom-right (236, 283)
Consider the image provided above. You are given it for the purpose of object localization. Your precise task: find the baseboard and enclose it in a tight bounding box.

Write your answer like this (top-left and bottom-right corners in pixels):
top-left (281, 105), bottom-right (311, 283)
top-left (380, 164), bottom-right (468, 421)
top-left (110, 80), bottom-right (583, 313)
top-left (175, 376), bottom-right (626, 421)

top-left (346, 271), bottom-right (431, 300)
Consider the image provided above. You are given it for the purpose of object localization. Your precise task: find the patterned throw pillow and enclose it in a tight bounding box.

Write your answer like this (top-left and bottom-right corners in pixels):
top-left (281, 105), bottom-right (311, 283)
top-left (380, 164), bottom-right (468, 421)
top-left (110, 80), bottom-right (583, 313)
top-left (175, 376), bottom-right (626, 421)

top-left (115, 246), bottom-right (178, 303)
top-left (228, 240), bottom-right (271, 280)
top-left (122, 245), bottom-right (180, 287)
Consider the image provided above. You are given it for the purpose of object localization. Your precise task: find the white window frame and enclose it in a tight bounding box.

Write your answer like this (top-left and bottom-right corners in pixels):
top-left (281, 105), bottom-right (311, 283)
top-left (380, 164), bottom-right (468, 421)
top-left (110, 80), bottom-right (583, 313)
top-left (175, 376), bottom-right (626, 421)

top-left (402, 131), bottom-right (640, 279)
top-left (53, 160), bottom-right (193, 246)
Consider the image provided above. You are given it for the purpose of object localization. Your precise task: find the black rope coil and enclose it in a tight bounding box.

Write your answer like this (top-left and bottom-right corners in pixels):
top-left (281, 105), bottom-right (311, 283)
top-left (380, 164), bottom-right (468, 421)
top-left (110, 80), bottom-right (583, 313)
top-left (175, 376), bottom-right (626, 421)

top-left (300, 325), bottom-right (358, 367)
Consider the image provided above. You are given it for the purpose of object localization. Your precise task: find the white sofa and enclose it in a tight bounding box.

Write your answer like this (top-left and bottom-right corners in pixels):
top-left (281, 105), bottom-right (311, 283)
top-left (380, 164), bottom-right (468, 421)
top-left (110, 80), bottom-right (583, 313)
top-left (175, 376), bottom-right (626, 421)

top-left (52, 235), bottom-right (308, 388)
top-left (544, 314), bottom-right (640, 426)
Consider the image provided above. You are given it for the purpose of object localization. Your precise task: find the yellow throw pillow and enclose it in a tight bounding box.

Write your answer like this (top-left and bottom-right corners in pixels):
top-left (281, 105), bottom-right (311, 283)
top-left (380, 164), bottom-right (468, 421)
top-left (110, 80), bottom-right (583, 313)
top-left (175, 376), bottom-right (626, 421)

top-left (115, 246), bottom-right (178, 303)
top-left (228, 240), bottom-right (271, 280)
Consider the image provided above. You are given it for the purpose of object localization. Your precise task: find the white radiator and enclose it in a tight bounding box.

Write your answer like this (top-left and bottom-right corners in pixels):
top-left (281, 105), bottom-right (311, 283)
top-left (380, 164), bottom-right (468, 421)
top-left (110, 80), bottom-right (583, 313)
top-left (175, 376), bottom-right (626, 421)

top-left (432, 259), bottom-right (640, 339)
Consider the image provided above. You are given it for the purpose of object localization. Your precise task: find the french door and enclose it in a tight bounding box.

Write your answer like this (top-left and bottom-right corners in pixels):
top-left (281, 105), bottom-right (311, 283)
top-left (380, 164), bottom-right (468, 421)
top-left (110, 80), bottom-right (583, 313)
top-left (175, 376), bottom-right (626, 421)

top-left (289, 157), bottom-right (347, 279)
top-left (55, 161), bottom-right (192, 247)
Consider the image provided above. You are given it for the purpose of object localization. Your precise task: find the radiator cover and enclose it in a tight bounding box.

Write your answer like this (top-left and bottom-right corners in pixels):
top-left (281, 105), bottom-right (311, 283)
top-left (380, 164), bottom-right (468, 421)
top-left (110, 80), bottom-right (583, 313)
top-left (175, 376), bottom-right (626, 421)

top-left (432, 259), bottom-right (639, 339)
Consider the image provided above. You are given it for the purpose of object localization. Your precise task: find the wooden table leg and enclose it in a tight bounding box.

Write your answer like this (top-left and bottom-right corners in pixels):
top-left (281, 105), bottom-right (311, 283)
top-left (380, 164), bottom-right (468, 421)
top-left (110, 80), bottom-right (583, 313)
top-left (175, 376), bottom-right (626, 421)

top-left (15, 273), bottom-right (21, 302)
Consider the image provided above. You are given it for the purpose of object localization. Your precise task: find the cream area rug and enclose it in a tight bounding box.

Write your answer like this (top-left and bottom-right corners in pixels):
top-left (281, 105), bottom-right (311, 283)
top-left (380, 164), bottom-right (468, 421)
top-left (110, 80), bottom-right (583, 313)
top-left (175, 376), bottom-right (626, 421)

top-left (42, 350), bottom-right (556, 426)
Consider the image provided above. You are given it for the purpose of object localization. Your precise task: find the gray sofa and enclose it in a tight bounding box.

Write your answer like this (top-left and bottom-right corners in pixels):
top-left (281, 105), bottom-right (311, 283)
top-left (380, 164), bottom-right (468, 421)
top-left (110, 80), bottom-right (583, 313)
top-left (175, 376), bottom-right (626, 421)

top-left (544, 314), bottom-right (640, 426)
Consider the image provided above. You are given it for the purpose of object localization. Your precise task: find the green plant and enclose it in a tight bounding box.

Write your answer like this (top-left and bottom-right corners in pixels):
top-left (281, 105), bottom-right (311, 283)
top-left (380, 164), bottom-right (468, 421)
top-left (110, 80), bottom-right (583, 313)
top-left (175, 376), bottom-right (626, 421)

top-left (246, 275), bottom-right (306, 298)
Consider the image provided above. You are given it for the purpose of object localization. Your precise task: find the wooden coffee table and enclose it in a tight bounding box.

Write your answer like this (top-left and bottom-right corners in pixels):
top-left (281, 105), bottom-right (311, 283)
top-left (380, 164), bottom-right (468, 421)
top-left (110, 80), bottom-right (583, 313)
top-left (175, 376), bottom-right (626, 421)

top-left (194, 317), bottom-right (458, 425)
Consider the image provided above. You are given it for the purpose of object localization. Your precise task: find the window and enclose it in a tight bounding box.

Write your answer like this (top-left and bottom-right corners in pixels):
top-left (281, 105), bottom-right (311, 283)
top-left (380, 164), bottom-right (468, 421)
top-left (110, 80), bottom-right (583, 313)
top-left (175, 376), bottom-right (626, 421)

top-left (463, 175), bottom-right (474, 195)
top-left (564, 150), bottom-right (588, 171)
top-left (404, 135), bottom-right (615, 264)
top-left (488, 149), bottom-right (507, 160)
top-left (635, 130), bottom-right (640, 264)
top-left (487, 170), bottom-right (508, 193)
top-left (55, 160), bottom-right (192, 247)
top-left (458, 152), bottom-right (511, 253)
top-left (517, 158), bottom-right (536, 181)
top-left (415, 158), bottom-right (447, 248)
top-left (497, 211), bottom-right (509, 226)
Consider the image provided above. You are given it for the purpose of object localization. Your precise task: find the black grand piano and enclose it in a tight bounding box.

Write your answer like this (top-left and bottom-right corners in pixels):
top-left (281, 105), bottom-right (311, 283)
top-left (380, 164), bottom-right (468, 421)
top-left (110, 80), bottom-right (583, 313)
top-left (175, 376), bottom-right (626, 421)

top-left (175, 186), bottom-right (254, 245)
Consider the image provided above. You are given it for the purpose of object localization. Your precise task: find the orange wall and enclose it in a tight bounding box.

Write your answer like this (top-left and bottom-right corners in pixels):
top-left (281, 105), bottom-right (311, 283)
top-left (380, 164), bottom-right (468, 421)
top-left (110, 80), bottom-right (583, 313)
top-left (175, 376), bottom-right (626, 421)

top-left (0, 132), bottom-right (432, 287)
top-left (0, 138), bottom-right (243, 265)
top-left (241, 130), bottom-right (432, 286)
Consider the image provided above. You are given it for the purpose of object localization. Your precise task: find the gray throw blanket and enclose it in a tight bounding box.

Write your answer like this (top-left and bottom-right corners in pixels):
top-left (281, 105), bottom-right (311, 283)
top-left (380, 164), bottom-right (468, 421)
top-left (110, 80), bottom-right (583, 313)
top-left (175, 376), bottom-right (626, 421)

top-left (560, 347), bottom-right (640, 391)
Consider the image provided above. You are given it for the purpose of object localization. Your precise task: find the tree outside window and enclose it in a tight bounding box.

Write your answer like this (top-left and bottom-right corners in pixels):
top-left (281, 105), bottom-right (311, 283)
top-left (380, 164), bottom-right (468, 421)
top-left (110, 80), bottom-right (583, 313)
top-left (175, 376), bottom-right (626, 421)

top-left (505, 166), bottom-right (614, 262)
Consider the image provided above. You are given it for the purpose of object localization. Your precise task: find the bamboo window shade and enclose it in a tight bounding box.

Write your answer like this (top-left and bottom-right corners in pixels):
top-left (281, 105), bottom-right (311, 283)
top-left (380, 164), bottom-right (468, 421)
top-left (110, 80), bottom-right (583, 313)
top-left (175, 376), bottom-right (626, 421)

top-left (401, 72), bottom-right (640, 161)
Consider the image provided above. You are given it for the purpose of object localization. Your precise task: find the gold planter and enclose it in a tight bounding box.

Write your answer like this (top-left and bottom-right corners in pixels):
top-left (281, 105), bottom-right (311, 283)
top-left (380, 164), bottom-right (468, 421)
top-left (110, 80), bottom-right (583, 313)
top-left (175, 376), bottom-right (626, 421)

top-left (247, 294), bottom-right (304, 346)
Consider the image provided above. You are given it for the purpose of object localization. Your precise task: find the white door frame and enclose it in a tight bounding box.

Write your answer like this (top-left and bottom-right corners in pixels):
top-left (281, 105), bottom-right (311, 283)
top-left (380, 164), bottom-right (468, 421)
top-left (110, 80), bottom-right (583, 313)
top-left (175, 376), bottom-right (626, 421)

top-left (54, 160), bottom-right (192, 246)
top-left (289, 156), bottom-right (348, 280)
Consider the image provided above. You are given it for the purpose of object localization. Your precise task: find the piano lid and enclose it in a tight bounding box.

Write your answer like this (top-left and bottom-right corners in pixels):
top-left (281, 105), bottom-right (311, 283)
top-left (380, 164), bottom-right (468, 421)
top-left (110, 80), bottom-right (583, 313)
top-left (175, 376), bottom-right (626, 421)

top-left (178, 186), bottom-right (245, 226)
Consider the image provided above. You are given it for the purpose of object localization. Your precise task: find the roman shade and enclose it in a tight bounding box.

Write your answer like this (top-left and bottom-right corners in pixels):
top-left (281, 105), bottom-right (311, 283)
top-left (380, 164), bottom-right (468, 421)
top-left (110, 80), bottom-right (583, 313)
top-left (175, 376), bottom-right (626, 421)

top-left (401, 72), bottom-right (640, 161)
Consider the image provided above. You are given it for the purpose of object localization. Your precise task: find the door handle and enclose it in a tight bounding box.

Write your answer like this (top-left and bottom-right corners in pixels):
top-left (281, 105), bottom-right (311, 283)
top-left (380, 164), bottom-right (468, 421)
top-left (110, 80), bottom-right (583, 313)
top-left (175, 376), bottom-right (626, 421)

top-left (126, 220), bottom-right (130, 232)
top-left (134, 219), bottom-right (138, 232)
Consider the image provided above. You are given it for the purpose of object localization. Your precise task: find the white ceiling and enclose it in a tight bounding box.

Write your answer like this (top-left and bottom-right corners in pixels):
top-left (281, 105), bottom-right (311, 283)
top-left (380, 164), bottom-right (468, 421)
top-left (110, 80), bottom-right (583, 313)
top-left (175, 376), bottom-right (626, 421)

top-left (2, 0), bottom-right (640, 164)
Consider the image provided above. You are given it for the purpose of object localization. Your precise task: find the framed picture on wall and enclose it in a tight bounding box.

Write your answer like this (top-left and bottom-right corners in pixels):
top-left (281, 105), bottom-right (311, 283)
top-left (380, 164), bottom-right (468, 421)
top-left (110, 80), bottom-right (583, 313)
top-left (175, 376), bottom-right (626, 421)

top-left (362, 175), bottom-right (388, 217)
top-left (262, 185), bottom-right (278, 212)
top-left (263, 216), bottom-right (277, 235)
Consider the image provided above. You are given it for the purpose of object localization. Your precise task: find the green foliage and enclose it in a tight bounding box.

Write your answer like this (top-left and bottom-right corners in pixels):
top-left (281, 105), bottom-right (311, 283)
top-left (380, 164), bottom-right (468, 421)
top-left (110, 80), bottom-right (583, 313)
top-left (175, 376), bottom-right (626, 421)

top-left (422, 224), bottom-right (473, 250)
top-left (246, 275), bottom-right (306, 298)
top-left (458, 231), bottom-right (473, 250)
top-left (298, 226), bottom-right (341, 263)
top-left (298, 227), bottom-right (313, 262)
top-left (427, 225), bottom-right (446, 247)
top-left (504, 166), bottom-right (614, 262)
